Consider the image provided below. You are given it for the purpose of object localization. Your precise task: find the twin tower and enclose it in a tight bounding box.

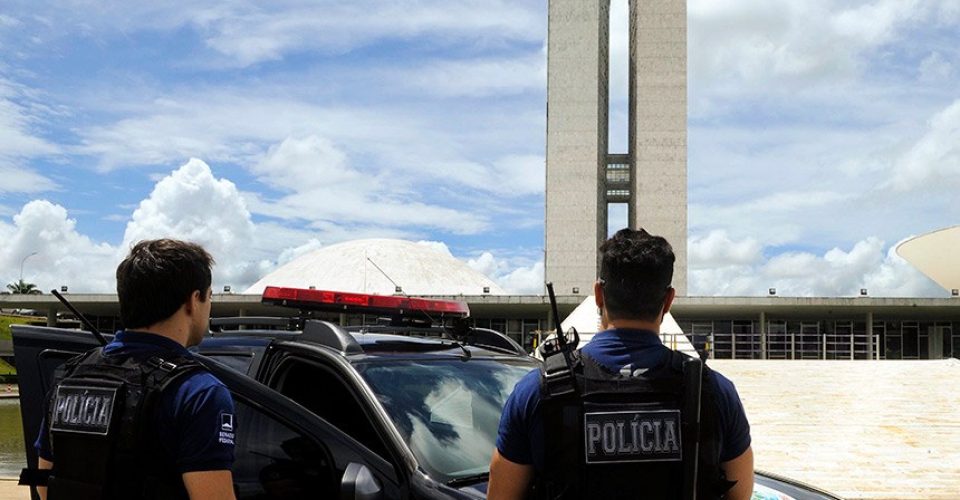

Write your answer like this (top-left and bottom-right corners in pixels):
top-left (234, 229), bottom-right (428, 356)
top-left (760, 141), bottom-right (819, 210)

top-left (545, 0), bottom-right (688, 296)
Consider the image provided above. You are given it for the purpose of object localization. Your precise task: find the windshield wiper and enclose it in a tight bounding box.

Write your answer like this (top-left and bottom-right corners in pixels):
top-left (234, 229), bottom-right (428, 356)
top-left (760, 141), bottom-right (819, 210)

top-left (447, 472), bottom-right (489, 487)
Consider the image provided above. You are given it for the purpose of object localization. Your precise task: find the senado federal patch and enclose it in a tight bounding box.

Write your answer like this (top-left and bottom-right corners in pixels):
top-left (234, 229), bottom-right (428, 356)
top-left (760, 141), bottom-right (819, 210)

top-left (50, 385), bottom-right (117, 435)
top-left (584, 410), bottom-right (682, 464)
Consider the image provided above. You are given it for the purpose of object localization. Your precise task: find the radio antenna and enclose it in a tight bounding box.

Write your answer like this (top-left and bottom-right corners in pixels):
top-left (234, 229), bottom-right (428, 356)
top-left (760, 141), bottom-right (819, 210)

top-left (51, 289), bottom-right (108, 346)
top-left (365, 257), bottom-right (438, 325)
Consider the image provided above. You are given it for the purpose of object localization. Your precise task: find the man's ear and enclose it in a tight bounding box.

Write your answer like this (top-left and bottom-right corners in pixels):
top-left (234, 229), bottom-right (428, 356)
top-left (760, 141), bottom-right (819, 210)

top-left (661, 287), bottom-right (676, 317)
top-left (594, 281), bottom-right (604, 309)
top-left (184, 289), bottom-right (201, 315)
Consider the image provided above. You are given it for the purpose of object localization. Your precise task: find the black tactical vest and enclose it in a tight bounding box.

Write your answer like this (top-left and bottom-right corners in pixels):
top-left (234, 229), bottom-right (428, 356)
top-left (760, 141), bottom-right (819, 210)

top-left (44, 347), bottom-right (203, 500)
top-left (535, 348), bottom-right (733, 500)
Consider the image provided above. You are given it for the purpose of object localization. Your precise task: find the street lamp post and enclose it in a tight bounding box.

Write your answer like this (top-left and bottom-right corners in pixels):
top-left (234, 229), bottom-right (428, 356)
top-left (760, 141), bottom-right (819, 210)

top-left (19, 251), bottom-right (38, 283)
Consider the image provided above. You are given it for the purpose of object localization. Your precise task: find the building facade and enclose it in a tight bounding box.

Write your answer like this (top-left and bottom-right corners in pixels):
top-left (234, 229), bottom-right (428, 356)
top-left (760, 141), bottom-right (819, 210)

top-left (5, 294), bottom-right (958, 361)
top-left (545, 0), bottom-right (688, 296)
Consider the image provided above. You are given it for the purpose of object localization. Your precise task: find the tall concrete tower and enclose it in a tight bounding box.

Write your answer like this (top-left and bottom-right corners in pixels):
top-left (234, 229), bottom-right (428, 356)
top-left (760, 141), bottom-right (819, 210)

top-left (545, 0), bottom-right (687, 296)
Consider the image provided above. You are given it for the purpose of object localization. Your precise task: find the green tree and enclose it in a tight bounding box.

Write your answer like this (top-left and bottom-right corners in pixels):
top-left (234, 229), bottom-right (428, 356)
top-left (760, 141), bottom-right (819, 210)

top-left (6, 280), bottom-right (42, 294)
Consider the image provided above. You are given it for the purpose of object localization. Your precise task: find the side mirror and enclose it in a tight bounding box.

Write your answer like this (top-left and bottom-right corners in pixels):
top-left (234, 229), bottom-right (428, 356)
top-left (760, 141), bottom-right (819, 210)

top-left (340, 462), bottom-right (383, 500)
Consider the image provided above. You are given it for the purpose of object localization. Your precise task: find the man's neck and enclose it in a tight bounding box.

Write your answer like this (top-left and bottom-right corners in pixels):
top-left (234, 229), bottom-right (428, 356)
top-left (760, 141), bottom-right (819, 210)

top-left (603, 318), bottom-right (661, 334)
top-left (130, 319), bottom-right (189, 347)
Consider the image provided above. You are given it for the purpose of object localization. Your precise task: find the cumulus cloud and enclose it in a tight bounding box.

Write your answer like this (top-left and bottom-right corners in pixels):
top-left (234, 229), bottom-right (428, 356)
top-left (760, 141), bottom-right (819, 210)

top-left (467, 251), bottom-right (544, 294)
top-left (0, 200), bottom-right (117, 292)
top-left (499, 261), bottom-right (545, 295)
top-left (120, 158), bottom-right (270, 288)
top-left (688, 230), bottom-right (763, 270)
top-left (689, 232), bottom-right (944, 297)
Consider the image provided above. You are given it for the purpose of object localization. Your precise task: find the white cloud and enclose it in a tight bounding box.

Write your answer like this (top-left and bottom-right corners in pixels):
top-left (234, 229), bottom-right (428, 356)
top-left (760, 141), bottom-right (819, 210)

top-left (688, 0), bottom-right (931, 94)
top-left (398, 54), bottom-right (545, 98)
top-left (249, 136), bottom-right (491, 234)
top-left (0, 200), bottom-right (117, 292)
top-left (918, 52), bottom-right (953, 81)
top-left (276, 238), bottom-right (324, 266)
top-left (467, 251), bottom-right (543, 294)
top-left (7, 1), bottom-right (544, 67)
top-left (0, 164), bottom-right (58, 193)
top-left (72, 87), bottom-right (543, 202)
top-left (466, 252), bottom-right (499, 278)
top-left (688, 230), bottom-right (763, 270)
top-left (498, 261), bottom-right (545, 295)
top-left (0, 15), bottom-right (19, 28)
top-left (0, 78), bottom-right (59, 194)
top-left (121, 158), bottom-right (266, 288)
top-left (195, 1), bottom-right (543, 67)
top-left (689, 234), bottom-right (944, 297)
top-left (888, 99), bottom-right (960, 191)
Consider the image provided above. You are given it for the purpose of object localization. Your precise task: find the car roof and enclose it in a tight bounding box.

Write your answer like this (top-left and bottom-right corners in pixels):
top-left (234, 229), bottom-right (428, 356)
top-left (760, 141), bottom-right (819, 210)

top-left (201, 320), bottom-right (532, 362)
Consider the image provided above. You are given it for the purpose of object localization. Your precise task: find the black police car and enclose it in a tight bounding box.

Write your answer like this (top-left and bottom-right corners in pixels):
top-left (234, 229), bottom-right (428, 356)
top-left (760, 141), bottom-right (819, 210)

top-left (14, 287), bottom-right (839, 499)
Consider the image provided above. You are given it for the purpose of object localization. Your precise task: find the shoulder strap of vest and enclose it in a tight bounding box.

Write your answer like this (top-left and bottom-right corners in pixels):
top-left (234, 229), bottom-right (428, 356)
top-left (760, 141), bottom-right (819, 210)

top-left (536, 349), bottom-right (585, 499)
top-left (52, 347), bottom-right (102, 382)
top-left (539, 349), bottom-right (581, 400)
top-left (141, 354), bottom-right (205, 393)
top-left (696, 363), bottom-right (737, 499)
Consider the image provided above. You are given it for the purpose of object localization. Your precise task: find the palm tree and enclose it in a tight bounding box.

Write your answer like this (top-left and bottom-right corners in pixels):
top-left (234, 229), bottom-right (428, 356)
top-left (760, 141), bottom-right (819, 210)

top-left (6, 280), bottom-right (42, 294)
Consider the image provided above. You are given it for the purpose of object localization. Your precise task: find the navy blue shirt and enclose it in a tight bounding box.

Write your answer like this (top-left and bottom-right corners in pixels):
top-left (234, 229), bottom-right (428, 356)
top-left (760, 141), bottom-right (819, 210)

top-left (497, 329), bottom-right (751, 469)
top-left (36, 331), bottom-right (236, 473)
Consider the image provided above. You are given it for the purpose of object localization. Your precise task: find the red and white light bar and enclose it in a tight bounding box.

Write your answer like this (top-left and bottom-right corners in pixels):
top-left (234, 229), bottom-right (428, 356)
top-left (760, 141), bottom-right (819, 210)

top-left (261, 286), bottom-right (470, 318)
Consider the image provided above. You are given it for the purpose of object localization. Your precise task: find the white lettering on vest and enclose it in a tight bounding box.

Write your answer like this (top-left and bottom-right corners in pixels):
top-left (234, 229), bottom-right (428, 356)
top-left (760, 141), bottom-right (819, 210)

top-left (663, 420), bottom-right (679, 452)
top-left (602, 423), bottom-right (617, 453)
top-left (616, 422), bottom-right (632, 453)
top-left (640, 421), bottom-right (654, 451)
top-left (587, 422), bottom-right (602, 454)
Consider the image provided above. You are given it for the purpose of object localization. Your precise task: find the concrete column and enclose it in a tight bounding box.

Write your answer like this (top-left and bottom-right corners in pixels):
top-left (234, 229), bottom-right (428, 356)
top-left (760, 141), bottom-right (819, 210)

top-left (759, 311), bottom-right (767, 360)
top-left (339, 313), bottom-right (348, 327)
top-left (545, 0), bottom-right (610, 295)
top-left (629, 0), bottom-right (687, 295)
top-left (47, 308), bottom-right (57, 327)
top-left (866, 311), bottom-right (874, 360)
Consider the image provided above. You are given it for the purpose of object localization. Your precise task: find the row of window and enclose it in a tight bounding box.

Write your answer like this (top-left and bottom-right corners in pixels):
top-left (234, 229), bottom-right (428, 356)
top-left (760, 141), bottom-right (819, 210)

top-left (680, 320), bottom-right (959, 360)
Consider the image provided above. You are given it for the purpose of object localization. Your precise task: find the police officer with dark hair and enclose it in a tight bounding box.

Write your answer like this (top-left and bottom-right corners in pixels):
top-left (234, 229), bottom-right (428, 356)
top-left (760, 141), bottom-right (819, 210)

top-left (34, 239), bottom-right (237, 500)
top-left (489, 229), bottom-right (753, 499)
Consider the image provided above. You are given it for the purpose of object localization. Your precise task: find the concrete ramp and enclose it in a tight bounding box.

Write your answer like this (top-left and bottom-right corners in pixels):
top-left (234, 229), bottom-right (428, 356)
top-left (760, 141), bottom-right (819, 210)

top-left (710, 359), bottom-right (960, 499)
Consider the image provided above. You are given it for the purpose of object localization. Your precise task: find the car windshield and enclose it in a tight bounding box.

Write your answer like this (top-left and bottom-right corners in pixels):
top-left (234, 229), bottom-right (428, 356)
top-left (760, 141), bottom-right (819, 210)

top-left (357, 356), bottom-right (536, 484)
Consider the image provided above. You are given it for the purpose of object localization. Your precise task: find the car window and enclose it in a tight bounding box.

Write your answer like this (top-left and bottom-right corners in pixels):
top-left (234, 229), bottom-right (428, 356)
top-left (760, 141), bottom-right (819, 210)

top-left (272, 359), bottom-right (390, 459)
top-left (232, 397), bottom-right (336, 499)
top-left (203, 353), bottom-right (255, 374)
top-left (357, 358), bottom-right (536, 484)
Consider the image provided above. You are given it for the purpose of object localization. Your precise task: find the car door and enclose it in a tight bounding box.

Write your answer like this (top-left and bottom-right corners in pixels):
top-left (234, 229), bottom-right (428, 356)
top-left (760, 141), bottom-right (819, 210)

top-left (207, 356), bottom-right (404, 499)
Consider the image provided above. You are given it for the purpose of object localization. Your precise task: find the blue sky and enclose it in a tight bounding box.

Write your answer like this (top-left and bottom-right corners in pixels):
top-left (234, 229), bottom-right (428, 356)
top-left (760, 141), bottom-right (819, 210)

top-left (0, 0), bottom-right (958, 296)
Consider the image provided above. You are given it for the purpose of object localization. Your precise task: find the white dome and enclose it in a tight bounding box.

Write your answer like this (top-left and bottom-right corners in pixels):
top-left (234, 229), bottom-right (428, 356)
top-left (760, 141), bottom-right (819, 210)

top-left (245, 239), bottom-right (506, 296)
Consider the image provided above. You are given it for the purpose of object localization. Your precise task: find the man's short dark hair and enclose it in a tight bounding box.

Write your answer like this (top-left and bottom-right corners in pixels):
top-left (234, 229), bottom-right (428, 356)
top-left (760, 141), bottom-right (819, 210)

top-left (116, 239), bottom-right (214, 329)
top-left (599, 228), bottom-right (675, 321)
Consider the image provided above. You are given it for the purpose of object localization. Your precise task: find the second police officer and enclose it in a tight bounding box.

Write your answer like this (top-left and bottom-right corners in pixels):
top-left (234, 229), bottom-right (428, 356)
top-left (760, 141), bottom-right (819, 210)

top-left (489, 229), bottom-right (754, 499)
